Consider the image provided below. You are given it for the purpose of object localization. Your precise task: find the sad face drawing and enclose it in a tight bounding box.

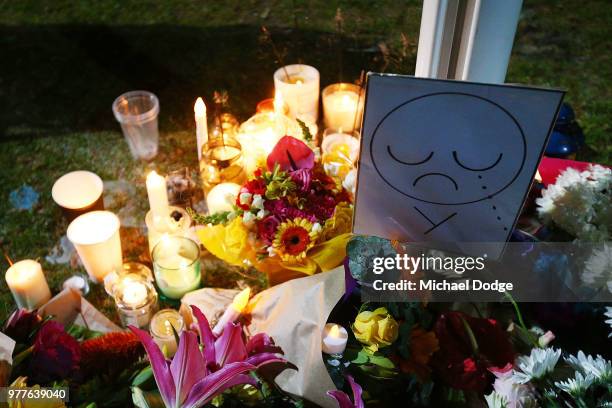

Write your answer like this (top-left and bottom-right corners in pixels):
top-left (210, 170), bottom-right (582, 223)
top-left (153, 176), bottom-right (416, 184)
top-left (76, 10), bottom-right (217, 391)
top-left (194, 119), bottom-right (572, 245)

top-left (370, 92), bottom-right (527, 235)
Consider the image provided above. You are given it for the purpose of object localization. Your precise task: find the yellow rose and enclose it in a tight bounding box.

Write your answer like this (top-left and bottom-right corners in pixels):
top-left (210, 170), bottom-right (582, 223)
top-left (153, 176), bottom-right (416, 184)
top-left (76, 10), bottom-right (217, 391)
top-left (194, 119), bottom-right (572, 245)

top-left (352, 307), bottom-right (399, 352)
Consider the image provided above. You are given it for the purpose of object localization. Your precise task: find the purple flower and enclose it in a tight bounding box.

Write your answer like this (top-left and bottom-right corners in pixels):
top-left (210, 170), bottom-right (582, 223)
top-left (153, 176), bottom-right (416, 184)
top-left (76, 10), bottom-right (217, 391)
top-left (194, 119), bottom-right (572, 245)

top-left (129, 306), bottom-right (294, 408)
top-left (3, 309), bottom-right (42, 344)
top-left (258, 216), bottom-right (281, 245)
top-left (327, 375), bottom-right (364, 408)
top-left (30, 321), bottom-right (80, 383)
top-left (290, 168), bottom-right (312, 192)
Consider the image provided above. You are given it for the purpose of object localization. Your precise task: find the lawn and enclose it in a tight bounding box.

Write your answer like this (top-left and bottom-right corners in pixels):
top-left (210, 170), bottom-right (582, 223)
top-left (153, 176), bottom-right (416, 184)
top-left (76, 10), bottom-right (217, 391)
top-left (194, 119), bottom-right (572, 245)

top-left (0, 0), bottom-right (610, 321)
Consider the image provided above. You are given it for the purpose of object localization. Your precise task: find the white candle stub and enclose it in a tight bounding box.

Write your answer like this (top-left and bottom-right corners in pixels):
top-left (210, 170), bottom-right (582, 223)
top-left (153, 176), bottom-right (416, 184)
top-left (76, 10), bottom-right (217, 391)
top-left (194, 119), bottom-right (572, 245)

top-left (146, 171), bottom-right (169, 221)
top-left (194, 97), bottom-right (208, 161)
top-left (5, 260), bottom-right (52, 310)
top-left (322, 323), bottom-right (348, 355)
top-left (121, 280), bottom-right (148, 307)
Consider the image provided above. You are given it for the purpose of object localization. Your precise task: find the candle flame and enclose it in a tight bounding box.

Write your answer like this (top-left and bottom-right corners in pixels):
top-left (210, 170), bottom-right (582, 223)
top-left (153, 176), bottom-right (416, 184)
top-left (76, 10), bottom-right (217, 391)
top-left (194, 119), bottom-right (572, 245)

top-left (329, 324), bottom-right (340, 337)
top-left (194, 97), bottom-right (206, 116)
top-left (231, 287), bottom-right (250, 312)
top-left (296, 79), bottom-right (303, 85)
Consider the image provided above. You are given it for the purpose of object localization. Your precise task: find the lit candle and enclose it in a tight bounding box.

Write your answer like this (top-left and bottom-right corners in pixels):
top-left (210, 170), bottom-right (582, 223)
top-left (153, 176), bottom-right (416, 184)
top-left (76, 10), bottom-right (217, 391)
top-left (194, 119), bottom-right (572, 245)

top-left (67, 211), bottom-right (123, 283)
top-left (206, 182), bottom-right (240, 214)
top-left (150, 309), bottom-right (184, 357)
top-left (273, 64), bottom-right (320, 124)
top-left (321, 323), bottom-right (348, 355)
top-left (194, 97), bottom-right (208, 161)
top-left (52, 171), bottom-right (105, 222)
top-left (111, 267), bottom-right (158, 329)
top-left (5, 260), bottom-right (52, 310)
top-left (151, 236), bottom-right (201, 300)
top-left (212, 287), bottom-right (250, 336)
top-left (322, 83), bottom-right (364, 133)
top-left (146, 171), bottom-right (169, 221)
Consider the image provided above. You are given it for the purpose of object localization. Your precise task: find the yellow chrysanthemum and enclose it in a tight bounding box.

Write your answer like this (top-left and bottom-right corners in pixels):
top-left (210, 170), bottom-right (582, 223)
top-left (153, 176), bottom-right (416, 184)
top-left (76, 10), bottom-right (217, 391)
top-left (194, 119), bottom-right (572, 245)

top-left (272, 218), bottom-right (319, 262)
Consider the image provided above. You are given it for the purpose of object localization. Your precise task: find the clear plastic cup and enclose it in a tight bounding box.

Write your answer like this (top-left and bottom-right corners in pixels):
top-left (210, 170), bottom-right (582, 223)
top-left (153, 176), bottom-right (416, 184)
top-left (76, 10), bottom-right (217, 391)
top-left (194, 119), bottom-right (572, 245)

top-left (112, 91), bottom-right (160, 160)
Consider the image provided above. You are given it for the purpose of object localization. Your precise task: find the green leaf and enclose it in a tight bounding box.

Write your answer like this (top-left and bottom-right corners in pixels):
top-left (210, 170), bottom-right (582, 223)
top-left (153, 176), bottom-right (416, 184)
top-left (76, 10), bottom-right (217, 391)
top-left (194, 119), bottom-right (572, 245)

top-left (352, 349), bottom-right (370, 364)
top-left (132, 386), bottom-right (165, 408)
top-left (369, 354), bottom-right (395, 369)
top-left (132, 366), bottom-right (155, 389)
top-left (296, 118), bottom-right (312, 141)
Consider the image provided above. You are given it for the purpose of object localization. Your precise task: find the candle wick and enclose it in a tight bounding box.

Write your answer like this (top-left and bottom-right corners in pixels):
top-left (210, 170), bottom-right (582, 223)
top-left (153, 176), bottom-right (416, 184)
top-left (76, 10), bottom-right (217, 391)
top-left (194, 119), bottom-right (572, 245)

top-left (3, 252), bottom-right (13, 266)
top-left (285, 150), bottom-right (298, 171)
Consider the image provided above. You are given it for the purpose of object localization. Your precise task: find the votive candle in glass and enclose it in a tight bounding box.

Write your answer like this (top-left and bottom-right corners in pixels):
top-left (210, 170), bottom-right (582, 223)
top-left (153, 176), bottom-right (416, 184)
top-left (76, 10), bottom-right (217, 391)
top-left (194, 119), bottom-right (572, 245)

top-left (52, 171), bottom-right (105, 222)
top-left (199, 137), bottom-right (246, 193)
top-left (321, 323), bottom-right (348, 355)
top-left (5, 260), bottom-right (52, 310)
top-left (67, 211), bottom-right (122, 283)
top-left (150, 309), bottom-right (184, 357)
top-left (273, 64), bottom-right (320, 124)
top-left (152, 236), bottom-right (201, 300)
top-left (321, 128), bottom-right (361, 164)
top-left (111, 263), bottom-right (158, 328)
top-left (322, 83), bottom-right (365, 133)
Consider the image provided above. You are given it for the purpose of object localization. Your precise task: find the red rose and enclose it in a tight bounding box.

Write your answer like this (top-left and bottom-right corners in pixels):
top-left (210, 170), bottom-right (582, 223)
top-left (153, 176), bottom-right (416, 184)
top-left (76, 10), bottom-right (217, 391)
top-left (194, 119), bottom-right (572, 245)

top-left (431, 311), bottom-right (514, 392)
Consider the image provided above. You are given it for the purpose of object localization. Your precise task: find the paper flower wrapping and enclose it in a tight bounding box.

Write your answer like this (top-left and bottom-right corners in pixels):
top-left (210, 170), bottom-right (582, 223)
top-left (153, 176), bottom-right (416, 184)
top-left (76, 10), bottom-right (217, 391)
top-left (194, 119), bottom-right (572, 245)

top-left (194, 136), bottom-right (353, 285)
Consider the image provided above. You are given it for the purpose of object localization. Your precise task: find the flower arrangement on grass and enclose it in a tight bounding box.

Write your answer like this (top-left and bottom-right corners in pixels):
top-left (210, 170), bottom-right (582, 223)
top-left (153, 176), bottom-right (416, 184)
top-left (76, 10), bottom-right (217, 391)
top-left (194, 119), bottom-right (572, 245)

top-left (191, 135), bottom-right (353, 284)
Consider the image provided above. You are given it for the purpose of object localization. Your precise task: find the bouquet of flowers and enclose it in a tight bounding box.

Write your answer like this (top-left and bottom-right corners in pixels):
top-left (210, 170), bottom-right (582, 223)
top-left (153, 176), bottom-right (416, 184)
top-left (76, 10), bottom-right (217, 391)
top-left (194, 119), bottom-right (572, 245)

top-left (192, 135), bottom-right (353, 284)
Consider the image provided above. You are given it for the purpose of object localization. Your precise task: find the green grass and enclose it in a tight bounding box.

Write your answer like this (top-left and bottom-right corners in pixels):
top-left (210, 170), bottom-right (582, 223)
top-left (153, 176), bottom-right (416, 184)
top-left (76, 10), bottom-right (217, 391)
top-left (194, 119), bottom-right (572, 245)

top-left (0, 0), bottom-right (610, 321)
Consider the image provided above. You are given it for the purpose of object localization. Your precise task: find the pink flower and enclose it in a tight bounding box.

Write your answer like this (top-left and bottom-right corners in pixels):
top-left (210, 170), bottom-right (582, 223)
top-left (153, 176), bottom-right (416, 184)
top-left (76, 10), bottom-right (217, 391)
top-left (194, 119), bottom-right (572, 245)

top-left (257, 216), bottom-right (281, 245)
top-left (489, 364), bottom-right (536, 407)
top-left (267, 136), bottom-right (314, 172)
top-left (30, 321), bottom-right (80, 383)
top-left (327, 375), bottom-right (364, 408)
top-left (290, 168), bottom-right (312, 192)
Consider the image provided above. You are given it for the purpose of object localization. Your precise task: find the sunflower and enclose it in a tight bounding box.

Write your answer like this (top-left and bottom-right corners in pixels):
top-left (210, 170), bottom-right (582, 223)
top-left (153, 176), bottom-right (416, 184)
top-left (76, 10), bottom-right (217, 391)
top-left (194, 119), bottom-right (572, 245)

top-left (273, 218), bottom-right (319, 262)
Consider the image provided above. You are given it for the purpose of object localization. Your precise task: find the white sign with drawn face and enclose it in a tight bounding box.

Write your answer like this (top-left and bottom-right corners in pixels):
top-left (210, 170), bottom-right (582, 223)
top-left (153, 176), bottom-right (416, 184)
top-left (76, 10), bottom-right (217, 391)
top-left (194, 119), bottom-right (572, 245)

top-left (353, 74), bottom-right (564, 257)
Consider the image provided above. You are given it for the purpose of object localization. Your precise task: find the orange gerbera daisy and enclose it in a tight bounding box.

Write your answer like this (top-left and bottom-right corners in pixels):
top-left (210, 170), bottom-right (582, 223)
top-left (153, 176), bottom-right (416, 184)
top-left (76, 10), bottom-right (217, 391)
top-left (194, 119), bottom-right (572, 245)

top-left (273, 218), bottom-right (319, 262)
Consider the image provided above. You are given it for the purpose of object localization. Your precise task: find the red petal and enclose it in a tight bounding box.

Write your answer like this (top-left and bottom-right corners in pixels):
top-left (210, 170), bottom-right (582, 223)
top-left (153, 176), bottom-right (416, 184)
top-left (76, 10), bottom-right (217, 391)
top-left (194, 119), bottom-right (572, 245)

top-left (267, 136), bottom-right (314, 172)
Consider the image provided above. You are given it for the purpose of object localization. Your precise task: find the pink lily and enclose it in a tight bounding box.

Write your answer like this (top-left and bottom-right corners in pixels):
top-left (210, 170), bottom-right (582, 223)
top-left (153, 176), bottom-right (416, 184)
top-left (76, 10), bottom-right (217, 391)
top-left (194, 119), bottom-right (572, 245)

top-left (129, 305), bottom-right (293, 408)
top-left (327, 375), bottom-right (365, 408)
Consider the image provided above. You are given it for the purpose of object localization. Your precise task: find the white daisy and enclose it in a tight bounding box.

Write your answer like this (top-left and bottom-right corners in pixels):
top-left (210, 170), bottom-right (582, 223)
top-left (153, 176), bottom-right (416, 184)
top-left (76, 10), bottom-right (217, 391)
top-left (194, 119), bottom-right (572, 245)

top-left (555, 371), bottom-right (596, 396)
top-left (566, 351), bottom-right (612, 381)
top-left (484, 391), bottom-right (508, 408)
top-left (605, 307), bottom-right (612, 338)
top-left (512, 348), bottom-right (561, 384)
top-left (581, 244), bottom-right (612, 292)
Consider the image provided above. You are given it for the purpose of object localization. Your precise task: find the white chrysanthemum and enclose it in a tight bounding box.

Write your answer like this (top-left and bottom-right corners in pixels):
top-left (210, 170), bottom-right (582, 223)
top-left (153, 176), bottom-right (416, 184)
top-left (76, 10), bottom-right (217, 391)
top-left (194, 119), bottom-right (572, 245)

top-left (485, 391), bottom-right (508, 408)
top-left (581, 244), bottom-right (612, 293)
top-left (536, 165), bottom-right (611, 241)
top-left (490, 367), bottom-right (537, 408)
top-left (606, 307), bottom-right (612, 338)
top-left (566, 351), bottom-right (612, 381)
top-left (555, 371), bottom-right (596, 396)
top-left (512, 348), bottom-right (561, 384)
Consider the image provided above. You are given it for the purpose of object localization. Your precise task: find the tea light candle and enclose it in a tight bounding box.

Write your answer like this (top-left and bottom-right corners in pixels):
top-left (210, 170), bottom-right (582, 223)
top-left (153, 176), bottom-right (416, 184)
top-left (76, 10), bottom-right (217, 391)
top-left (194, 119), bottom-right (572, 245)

top-left (111, 266), bottom-right (158, 329)
top-left (5, 260), bottom-right (52, 310)
top-left (212, 287), bottom-right (250, 336)
top-left (206, 182), bottom-right (240, 214)
top-left (322, 83), bottom-right (364, 133)
top-left (321, 323), bottom-right (348, 355)
top-left (151, 236), bottom-right (201, 300)
top-left (273, 64), bottom-right (320, 124)
top-left (67, 211), bottom-right (123, 282)
top-left (150, 309), bottom-right (184, 356)
top-left (194, 97), bottom-right (208, 161)
top-left (52, 171), bottom-right (104, 222)
top-left (146, 171), bottom-right (169, 222)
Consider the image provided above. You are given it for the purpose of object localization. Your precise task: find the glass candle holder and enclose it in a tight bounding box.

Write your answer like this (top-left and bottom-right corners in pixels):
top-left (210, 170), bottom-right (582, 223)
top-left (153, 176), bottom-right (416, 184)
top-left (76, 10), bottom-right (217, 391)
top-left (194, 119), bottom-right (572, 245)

top-left (110, 263), bottom-right (158, 329)
top-left (273, 64), bottom-right (320, 124)
top-left (150, 309), bottom-right (184, 357)
top-left (145, 206), bottom-right (192, 254)
top-left (322, 83), bottom-right (365, 134)
top-left (152, 236), bottom-right (201, 300)
top-left (199, 137), bottom-right (246, 193)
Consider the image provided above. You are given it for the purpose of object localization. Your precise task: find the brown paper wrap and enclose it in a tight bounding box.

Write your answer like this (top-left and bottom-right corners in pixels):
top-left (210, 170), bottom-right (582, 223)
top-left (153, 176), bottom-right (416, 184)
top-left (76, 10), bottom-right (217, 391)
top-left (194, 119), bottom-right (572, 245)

top-left (182, 266), bottom-right (345, 408)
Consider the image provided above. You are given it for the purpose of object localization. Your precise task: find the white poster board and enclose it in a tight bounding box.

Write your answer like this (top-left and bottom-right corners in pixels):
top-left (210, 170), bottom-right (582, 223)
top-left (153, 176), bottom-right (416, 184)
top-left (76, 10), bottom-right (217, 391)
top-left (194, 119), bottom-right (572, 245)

top-left (353, 74), bottom-right (564, 258)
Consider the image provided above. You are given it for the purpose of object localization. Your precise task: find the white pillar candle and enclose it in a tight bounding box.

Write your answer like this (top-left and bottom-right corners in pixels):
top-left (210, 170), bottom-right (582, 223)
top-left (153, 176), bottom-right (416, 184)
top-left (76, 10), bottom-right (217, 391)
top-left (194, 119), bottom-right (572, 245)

top-left (212, 287), bottom-right (250, 336)
top-left (206, 182), bottom-right (241, 214)
top-left (146, 171), bottom-right (169, 221)
top-left (273, 64), bottom-right (320, 124)
top-left (321, 323), bottom-right (348, 355)
top-left (5, 260), bottom-right (52, 310)
top-left (322, 83), bottom-right (364, 133)
top-left (194, 97), bottom-right (208, 161)
top-left (67, 211), bottom-right (123, 283)
top-left (150, 309), bottom-right (184, 357)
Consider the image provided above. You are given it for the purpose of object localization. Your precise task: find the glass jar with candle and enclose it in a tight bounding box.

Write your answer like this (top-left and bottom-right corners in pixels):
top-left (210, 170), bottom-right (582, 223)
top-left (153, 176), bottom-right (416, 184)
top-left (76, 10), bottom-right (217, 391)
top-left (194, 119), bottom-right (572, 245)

top-left (199, 137), bottom-right (246, 193)
top-left (110, 263), bottom-right (158, 328)
top-left (152, 236), bottom-right (201, 300)
top-left (150, 309), bottom-right (184, 357)
top-left (273, 64), bottom-right (320, 124)
top-left (321, 128), bottom-right (361, 180)
top-left (322, 83), bottom-right (365, 134)
top-left (145, 206), bottom-right (192, 254)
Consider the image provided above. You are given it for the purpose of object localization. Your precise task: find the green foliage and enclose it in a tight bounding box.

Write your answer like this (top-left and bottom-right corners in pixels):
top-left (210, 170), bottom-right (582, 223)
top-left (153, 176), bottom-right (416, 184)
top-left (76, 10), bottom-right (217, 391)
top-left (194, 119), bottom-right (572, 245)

top-left (263, 165), bottom-right (296, 200)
